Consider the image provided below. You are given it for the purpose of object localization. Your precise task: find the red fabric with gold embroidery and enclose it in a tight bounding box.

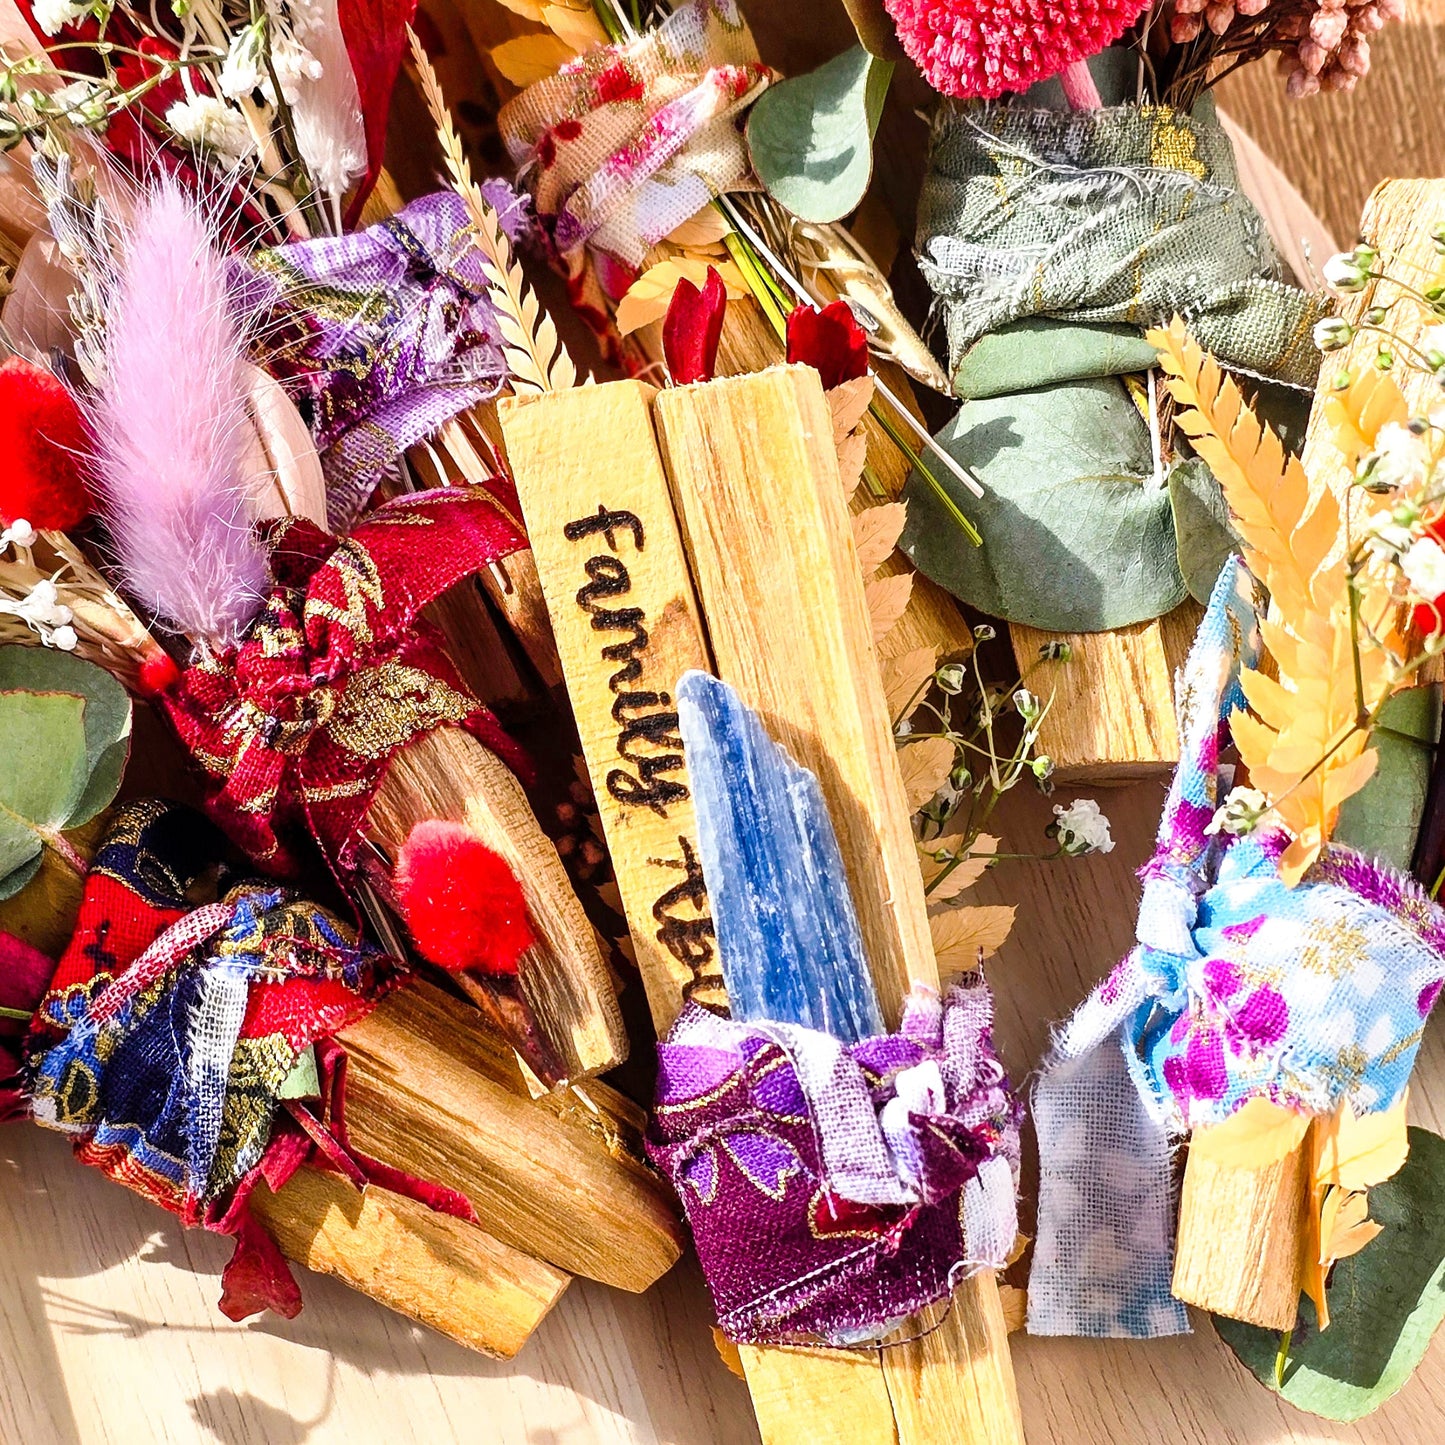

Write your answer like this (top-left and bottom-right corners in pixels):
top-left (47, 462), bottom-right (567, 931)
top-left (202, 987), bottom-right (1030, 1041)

top-left (161, 487), bottom-right (531, 879)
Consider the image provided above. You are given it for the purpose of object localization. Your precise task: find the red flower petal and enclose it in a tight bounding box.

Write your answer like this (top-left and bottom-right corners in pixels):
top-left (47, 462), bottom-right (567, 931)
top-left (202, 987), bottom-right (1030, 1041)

top-left (786, 300), bottom-right (870, 391)
top-left (664, 266), bottom-right (729, 386)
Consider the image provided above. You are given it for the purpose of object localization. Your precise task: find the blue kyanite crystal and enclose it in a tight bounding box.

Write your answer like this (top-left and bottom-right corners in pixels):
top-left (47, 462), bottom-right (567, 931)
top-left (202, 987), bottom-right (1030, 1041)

top-left (676, 670), bottom-right (885, 1044)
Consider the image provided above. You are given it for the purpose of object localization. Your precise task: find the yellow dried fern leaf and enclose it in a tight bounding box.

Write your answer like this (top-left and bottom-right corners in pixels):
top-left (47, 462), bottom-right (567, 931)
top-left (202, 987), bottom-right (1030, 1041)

top-left (409, 29), bottom-right (577, 394)
top-left (1149, 318), bottom-right (1395, 883)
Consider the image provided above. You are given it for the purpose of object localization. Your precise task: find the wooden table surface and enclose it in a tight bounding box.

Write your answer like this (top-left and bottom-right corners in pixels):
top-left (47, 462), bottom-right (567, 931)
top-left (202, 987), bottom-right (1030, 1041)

top-left (5, 3), bottom-right (1445, 1442)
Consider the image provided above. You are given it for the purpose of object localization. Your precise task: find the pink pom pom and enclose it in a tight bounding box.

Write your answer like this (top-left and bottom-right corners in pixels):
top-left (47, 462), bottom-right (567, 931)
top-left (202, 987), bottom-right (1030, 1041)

top-left (393, 820), bottom-right (535, 976)
top-left (883, 0), bottom-right (1153, 100)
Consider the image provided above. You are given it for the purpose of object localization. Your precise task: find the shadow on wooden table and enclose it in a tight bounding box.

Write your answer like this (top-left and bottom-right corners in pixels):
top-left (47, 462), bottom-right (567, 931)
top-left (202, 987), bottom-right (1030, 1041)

top-left (0, 1126), bottom-right (758, 1445)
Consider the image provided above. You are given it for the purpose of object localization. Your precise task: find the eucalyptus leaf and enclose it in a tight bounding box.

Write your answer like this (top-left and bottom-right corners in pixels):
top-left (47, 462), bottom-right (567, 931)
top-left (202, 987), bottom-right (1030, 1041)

top-left (746, 45), bottom-right (892, 224)
top-left (1214, 1127), bottom-right (1445, 1422)
top-left (1169, 456), bottom-right (1241, 605)
top-left (1335, 687), bottom-right (1441, 871)
top-left (0, 646), bottom-right (130, 827)
top-left (952, 320), bottom-right (1161, 400)
top-left (0, 689), bottom-right (90, 899)
top-left (899, 377), bottom-right (1187, 631)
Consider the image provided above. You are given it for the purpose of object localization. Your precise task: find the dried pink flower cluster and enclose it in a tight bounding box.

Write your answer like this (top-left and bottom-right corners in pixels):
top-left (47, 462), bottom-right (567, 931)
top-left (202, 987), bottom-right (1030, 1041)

top-left (1169, 0), bottom-right (1407, 96)
top-left (883, 0), bottom-right (1151, 99)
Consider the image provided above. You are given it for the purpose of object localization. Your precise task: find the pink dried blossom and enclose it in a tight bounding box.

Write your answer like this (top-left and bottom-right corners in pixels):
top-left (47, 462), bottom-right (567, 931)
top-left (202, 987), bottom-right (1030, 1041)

top-left (883, 0), bottom-right (1153, 99)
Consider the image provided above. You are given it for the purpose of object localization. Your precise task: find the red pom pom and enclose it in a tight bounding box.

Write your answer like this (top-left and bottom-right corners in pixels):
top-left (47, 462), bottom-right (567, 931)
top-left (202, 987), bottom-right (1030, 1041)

top-left (137, 650), bottom-right (182, 698)
top-left (393, 820), bottom-right (535, 975)
top-left (0, 357), bottom-right (93, 532)
top-left (786, 301), bottom-right (870, 391)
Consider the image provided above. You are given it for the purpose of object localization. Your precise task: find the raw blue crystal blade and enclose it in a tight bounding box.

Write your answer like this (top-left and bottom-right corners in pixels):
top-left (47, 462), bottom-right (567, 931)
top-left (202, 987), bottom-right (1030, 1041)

top-left (676, 670), bottom-right (885, 1044)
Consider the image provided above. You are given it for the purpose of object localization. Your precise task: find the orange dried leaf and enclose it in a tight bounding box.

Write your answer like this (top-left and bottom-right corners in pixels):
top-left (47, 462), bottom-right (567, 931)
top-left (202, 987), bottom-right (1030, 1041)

top-left (928, 904), bottom-right (1015, 967)
top-left (490, 33), bottom-right (575, 86)
top-left (852, 502), bottom-right (907, 578)
top-left (1189, 1095), bottom-right (1312, 1170)
top-left (866, 572), bottom-right (913, 644)
top-left (1313, 1093), bottom-right (1410, 1194)
top-left (883, 645), bottom-right (937, 720)
top-left (897, 736), bottom-right (954, 811)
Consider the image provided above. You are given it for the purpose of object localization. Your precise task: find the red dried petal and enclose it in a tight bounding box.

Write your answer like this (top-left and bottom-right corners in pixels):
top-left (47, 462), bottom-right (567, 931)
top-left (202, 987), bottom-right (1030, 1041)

top-left (786, 301), bottom-right (871, 391)
top-left (664, 265), bottom-right (729, 386)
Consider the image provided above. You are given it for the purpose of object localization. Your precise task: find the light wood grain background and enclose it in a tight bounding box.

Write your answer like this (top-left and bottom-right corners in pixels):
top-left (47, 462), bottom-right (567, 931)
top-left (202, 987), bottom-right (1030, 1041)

top-left (4, 2), bottom-right (1445, 1442)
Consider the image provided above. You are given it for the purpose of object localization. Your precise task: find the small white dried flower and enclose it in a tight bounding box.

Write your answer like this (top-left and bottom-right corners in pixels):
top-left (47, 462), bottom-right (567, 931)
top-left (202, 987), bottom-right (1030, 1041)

top-left (219, 21), bottom-right (266, 100)
top-left (1369, 421), bottom-right (1431, 491)
top-left (1313, 317), bottom-right (1354, 353)
top-left (894, 718), bottom-right (914, 738)
top-left (23, 578), bottom-right (72, 628)
top-left (1422, 325), bottom-right (1445, 374)
top-left (1322, 251), bottom-right (1370, 293)
top-left (1402, 536), bottom-right (1445, 601)
top-left (1051, 798), bottom-right (1115, 856)
top-left (166, 95), bottom-right (254, 163)
top-left (1205, 785), bottom-right (1272, 838)
top-left (1013, 687), bottom-right (1041, 721)
top-left (936, 662), bottom-right (967, 695)
top-left (0, 519), bottom-right (37, 551)
top-left (31, 0), bottom-right (89, 37)
top-left (49, 624), bottom-right (78, 651)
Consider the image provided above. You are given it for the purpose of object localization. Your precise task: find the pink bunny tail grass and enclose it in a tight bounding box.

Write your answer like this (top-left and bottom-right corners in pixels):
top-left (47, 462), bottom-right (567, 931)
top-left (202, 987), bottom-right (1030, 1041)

top-left (88, 177), bottom-right (268, 653)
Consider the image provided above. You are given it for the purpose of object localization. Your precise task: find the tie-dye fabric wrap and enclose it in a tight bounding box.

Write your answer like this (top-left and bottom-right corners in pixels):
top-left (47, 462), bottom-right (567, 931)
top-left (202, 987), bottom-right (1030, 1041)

top-left (1028, 557), bottom-right (1445, 1339)
top-left (648, 981), bottom-right (1021, 1345)
top-left (242, 189), bottom-right (528, 530)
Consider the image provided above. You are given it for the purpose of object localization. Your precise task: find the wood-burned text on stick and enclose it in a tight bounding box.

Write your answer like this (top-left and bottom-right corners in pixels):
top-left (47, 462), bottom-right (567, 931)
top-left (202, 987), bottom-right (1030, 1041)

top-left (562, 505), bottom-right (720, 1000)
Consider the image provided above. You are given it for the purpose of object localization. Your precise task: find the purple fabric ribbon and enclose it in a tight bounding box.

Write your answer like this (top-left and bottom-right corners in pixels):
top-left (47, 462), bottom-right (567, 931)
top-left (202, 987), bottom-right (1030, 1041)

top-left (647, 981), bottom-right (1021, 1345)
top-left (240, 187), bottom-right (531, 530)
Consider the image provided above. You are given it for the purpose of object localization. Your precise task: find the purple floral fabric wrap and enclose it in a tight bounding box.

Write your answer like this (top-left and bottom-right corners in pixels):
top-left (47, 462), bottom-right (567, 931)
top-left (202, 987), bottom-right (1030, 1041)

top-left (647, 981), bottom-right (1021, 1345)
top-left (241, 188), bottom-right (530, 530)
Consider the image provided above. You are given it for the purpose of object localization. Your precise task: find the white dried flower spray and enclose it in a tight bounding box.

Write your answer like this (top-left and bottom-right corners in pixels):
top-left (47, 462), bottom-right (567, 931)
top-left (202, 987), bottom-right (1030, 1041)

top-left (166, 95), bottom-right (255, 164)
top-left (1051, 798), bottom-right (1115, 856)
top-left (1205, 785), bottom-right (1272, 838)
top-left (1401, 536), bottom-right (1445, 602)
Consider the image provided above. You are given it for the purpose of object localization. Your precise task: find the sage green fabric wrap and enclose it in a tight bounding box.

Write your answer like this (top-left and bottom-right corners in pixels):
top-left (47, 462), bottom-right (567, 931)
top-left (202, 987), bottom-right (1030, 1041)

top-left (916, 99), bottom-right (1326, 394)
top-left (900, 84), bottom-right (1323, 634)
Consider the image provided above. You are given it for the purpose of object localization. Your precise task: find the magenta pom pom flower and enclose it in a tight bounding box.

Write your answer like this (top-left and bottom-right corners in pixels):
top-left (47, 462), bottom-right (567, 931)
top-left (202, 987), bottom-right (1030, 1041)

top-left (883, 0), bottom-right (1152, 99)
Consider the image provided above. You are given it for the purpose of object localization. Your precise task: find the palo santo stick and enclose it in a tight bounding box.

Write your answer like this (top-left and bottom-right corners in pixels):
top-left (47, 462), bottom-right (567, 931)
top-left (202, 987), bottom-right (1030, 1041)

top-left (1171, 1136), bottom-right (1309, 1329)
top-left (499, 380), bottom-right (723, 1033)
top-left (654, 364), bottom-right (1022, 1445)
top-left (337, 979), bottom-right (683, 1292)
top-left (369, 728), bottom-right (626, 1080)
top-left (1170, 178), bottom-right (1445, 1325)
top-left (251, 1165), bottom-right (570, 1358)
top-left (426, 414), bottom-right (567, 691)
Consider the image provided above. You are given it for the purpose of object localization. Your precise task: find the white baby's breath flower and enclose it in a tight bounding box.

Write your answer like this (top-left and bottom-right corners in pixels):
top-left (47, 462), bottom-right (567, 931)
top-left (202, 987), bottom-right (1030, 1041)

top-left (50, 79), bottom-right (108, 127)
top-left (219, 22), bottom-right (266, 100)
top-left (1051, 798), bottom-right (1115, 856)
top-left (1205, 785), bottom-right (1272, 838)
top-left (31, 0), bottom-right (89, 37)
top-left (0, 519), bottom-right (37, 552)
top-left (1314, 317), bottom-right (1354, 353)
top-left (1363, 508), bottom-right (1414, 560)
top-left (1423, 325), bottom-right (1445, 373)
top-left (23, 578), bottom-right (72, 628)
top-left (271, 34), bottom-right (324, 104)
top-left (1401, 536), bottom-right (1445, 601)
top-left (894, 717), bottom-right (913, 738)
top-left (1368, 421), bottom-right (1431, 492)
top-left (49, 624), bottom-right (78, 652)
top-left (1322, 251), bottom-right (1369, 293)
top-left (166, 95), bottom-right (254, 163)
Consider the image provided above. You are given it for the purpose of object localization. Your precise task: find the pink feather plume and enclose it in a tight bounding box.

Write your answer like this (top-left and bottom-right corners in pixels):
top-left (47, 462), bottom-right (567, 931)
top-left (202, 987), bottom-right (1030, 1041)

top-left (88, 177), bottom-right (268, 652)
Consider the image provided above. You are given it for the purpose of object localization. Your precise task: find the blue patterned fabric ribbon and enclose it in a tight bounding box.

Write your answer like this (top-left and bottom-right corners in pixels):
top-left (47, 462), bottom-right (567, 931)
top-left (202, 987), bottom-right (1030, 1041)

top-left (1028, 557), bottom-right (1445, 1338)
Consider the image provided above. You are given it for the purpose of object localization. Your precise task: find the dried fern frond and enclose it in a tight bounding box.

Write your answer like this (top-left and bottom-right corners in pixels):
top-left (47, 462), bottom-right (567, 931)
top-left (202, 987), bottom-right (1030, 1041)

top-left (1150, 317), bottom-right (1397, 884)
top-left (407, 28), bottom-right (577, 395)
